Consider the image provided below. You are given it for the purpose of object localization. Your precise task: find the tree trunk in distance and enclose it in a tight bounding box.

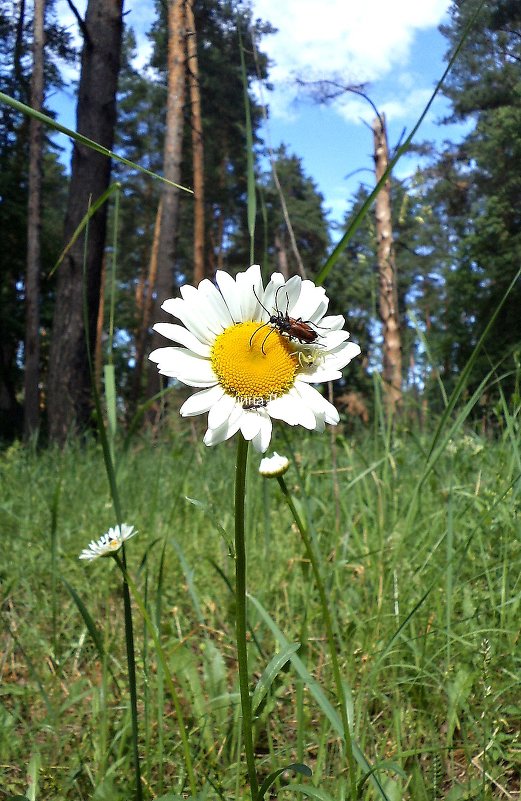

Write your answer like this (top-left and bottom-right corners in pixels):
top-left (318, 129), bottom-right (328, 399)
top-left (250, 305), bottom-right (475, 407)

top-left (372, 113), bottom-right (402, 414)
top-left (147, 0), bottom-right (187, 400)
top-left (23, 0), bottom-right (45, 439)
top-left (274, 231), bottom-right (290, 280)
top-left (186, 0), bottom-right (205, 284)
top-left (47, 0), bottom-right (123, 442)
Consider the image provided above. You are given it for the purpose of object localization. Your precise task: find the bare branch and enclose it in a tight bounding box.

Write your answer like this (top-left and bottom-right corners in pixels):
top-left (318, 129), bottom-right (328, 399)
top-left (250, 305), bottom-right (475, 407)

top-left (64, 0), bottom-right (92, 46)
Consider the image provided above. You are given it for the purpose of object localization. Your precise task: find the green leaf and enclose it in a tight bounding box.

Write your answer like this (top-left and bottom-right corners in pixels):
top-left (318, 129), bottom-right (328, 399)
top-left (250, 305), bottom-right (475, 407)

top-left (62, 579), bottom-right (119, 690)
top-left (252, 642), bottom-right (301, 714)
top-left (0, 91), bottom-right (193, 194)
top-left (104, 363), bottom-right (117, 443)
top-left (288, 785), bottom-right (337, 800)
top-left (248, 593), bottom-right (391, 801)
top-left (50, 183), bottom-right (120, 275)
top-left (258, 763), bottom-right (312, 801)
top-left (27, 751), bottom-right (41, 801)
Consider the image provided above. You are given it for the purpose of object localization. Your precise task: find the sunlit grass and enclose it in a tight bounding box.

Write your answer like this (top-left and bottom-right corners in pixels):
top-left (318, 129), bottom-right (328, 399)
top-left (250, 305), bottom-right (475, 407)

top-left (1, 414), bottom-right (520, 800)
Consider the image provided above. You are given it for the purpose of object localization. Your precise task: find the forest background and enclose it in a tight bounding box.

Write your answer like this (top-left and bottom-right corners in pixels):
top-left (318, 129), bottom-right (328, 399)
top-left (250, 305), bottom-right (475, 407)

top-left (1, 0), bottom-right (520, 440)
top-left (1, 1), bottom-right (521, 799)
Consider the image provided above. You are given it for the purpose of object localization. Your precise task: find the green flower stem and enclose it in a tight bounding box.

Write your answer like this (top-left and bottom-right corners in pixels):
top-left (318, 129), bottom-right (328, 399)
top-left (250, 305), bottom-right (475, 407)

top-left (277, 476), bottom-right (358, 800)
top-left (119, 545), bottom-right (143, 801)
top-left (235, 435), bottom-right (259, 801)
top-left (114, 553), bottom-right (197, 797)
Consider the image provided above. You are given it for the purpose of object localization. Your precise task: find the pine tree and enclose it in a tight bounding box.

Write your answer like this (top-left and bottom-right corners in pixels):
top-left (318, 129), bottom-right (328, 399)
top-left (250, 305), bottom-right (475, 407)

top-left (433, 0), bottom-right (521, 397)
top-left (47, 0), bottom-right (124, 442)
top-left (0, 0), bottom-right (70, 440)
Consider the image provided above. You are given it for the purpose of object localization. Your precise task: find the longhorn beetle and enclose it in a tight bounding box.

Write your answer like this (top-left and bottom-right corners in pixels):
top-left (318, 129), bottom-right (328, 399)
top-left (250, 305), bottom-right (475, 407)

top-left (250, 285), bottom-right (322, 354)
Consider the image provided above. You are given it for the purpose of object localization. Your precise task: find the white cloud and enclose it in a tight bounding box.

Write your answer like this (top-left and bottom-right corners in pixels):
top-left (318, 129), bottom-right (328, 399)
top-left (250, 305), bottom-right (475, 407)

top-left (252, 0), bottom-right (451, 117)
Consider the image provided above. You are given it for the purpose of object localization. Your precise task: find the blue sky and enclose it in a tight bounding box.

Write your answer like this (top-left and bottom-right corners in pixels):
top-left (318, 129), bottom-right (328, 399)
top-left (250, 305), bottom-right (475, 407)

top-left (52, 0), bottom-right (468, 227)
top-left (249, 0), bottom-right (470, 225)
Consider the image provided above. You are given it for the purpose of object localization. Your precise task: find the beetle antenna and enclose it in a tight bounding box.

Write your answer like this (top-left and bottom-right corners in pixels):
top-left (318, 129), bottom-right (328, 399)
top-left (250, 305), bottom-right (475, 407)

top-left (249, 320), bottom-right (269, 349)
top-left (261, 327), bottom-right (276, 355)
top-left (252, 285), bottom-right (271, 317)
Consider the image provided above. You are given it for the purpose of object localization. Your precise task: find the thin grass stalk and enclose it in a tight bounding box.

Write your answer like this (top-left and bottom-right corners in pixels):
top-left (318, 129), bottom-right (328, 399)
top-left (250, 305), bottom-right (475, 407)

top-left (80, 206), bottom-right (142, 801)
top-left (49, 478), bottom-right (61, 662)
top-left (113, 555), bottom-right (197, 796)
top-left (0, 91), bottom-right (192, 194)
top-left (276, 475), bottom-right (358, 800)
top-left (234, 434), bottom-right (259, 800)
top-left (445, 475), bottom-right (454, 674)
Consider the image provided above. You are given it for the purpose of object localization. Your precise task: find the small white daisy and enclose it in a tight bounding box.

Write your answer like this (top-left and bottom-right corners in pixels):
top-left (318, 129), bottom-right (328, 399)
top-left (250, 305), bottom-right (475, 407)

top-left (79, 524), bottom-right (137, 561)
top-left (259, 452), bottom-right (290, 478)
top-left (149, 264), bottom-right (361, 452)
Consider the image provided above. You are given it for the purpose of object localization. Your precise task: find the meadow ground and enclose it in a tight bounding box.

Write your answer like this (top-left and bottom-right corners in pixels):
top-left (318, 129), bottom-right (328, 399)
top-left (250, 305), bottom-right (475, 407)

top-left (1, 412), bottom-right (520, 800)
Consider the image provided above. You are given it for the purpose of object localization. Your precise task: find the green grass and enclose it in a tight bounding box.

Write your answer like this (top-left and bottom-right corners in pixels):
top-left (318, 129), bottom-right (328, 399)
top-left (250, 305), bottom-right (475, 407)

top-left (1, 413), bottom-right (520, 800)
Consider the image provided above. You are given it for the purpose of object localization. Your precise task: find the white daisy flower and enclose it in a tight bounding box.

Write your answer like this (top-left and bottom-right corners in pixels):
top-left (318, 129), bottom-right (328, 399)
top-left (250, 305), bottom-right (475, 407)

top-left (259, 452), bottom-right (290, 478)
top-left (79, 524), bottom-right (137, 561)
top-left (149, 264), bottom-right (361, 453)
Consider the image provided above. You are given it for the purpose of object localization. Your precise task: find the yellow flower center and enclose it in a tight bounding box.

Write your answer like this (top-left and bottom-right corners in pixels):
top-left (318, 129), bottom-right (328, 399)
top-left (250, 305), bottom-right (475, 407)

top-left (211, 321), bottom-right (298, 404)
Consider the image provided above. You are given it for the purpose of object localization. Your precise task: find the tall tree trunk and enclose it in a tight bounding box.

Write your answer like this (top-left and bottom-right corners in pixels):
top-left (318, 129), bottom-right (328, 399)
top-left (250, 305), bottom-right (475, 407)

top-left (274, 231), bottom-right (290, 280)
top-left (23, 0), bottom-right (45, 439)
top-left (47, 0), bottom-right (123, 442)
top-left (186, 0), bottom-right (205, 284)
top-left (372, 113), bottom-right (402, 413)
top-left (147, 0), bottom-right (187, 399)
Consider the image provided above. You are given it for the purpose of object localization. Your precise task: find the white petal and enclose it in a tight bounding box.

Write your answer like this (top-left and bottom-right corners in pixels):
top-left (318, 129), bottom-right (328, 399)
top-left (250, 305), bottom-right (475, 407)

top-left (331, 341), bottom-right (362, 369)
top-left (153, 323), bottom-right (211, 357)
top-left (237, 264), bottom-right (263, 321)
top-left (150, 347), bottom-right (214, 380)
top-left (320, 315), bottom-right (345, 331)
top-left (152, 349), bottom-right (218, 388)
top-left (297, 367), bottom-right (343, 383)
top-left (280, 275), bottom-right (302, 313)
top-left (320, 330), bottom-right (351, 349)
top-left (261, 273), bottom-right (285, 319)
top-left (180, 385), bottom-right (225, 417)
top-left (291, 279), bottom-right (327, 322)
top-left (203, 405), bottom-right (243, 447)
top-left (183, 282), bottom-right (228, 336)
top-left (266, 393), bottom-right (298, 426)
top-left (208, 393), bottom-right (238, 429)
top-left (308, 298), bottom-right (329, 325)
top-left (162, 297), bottom-right (215, 344)
top-left (198, 278), bottom-right (236, 328)
top-left (251, 413), bottom-right (272, 452)
top-left (268, 389), bottom-right (316, 430)
top-left (296, 380), bottom-right (339, 424)
top-left (216, 270), bottom-right (242, 323)
top-left (239, 410), bottom-right (263, 440)
top-left (313, 412), bottom-right (326, 433)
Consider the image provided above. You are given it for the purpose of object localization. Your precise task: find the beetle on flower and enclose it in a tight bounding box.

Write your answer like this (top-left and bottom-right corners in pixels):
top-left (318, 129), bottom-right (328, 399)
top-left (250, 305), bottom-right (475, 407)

top-left (149, 264), bottom-right (361, 452)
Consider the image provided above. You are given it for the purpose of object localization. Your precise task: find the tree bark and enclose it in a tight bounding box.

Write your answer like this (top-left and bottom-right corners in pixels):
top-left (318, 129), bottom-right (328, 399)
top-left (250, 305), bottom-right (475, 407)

top-left (47, 0), bottom-right (123, 442)
top-left (23, 0), bottom-right (45, 439)
top-left (186, 0), bottom-right (205, 285)
top-left (372, 113), bottom-right (402, 413)
top-left (274, 231), bottom-right (290, 280)
top-left (147, 0), bottom-right (187, 399)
